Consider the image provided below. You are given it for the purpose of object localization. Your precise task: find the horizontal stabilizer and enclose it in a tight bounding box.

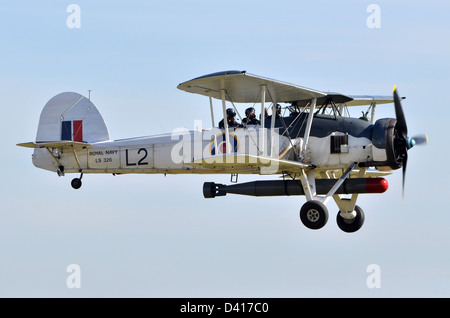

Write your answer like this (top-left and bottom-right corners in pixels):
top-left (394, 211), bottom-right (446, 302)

top-left (17, 141), bottom-right (92, 149)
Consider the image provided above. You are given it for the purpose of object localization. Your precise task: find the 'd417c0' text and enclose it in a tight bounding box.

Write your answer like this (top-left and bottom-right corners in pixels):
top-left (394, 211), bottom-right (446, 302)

top-left (180, 302), bottom-right (269, 315)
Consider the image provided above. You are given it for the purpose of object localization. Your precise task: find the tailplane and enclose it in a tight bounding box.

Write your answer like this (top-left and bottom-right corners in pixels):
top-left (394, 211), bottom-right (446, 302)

top-left (17, 92), bottom-right (110, 174)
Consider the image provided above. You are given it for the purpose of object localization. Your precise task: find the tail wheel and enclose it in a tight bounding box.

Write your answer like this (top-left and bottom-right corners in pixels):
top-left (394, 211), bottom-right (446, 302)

top-left (336, 205), bottom-right (365, 233)
top-left (71, 178), bottom-right (82, 189)
top-left (300, 200), bottom-right (329, 230)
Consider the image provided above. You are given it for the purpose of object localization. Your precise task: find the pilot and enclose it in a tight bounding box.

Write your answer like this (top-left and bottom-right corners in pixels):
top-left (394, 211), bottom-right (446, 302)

top-left (219, 108), bottom-right (243, 128)
top-left (288, 103), bottom-right (299, 118)
top-left (242, 107), bottom-right (260, 125)
top-left (267, 104), bottom-right (282, 119)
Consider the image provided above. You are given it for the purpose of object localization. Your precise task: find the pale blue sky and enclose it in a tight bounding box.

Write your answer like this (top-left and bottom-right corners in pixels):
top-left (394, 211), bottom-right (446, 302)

top-left (1, 0), bottom-right (449, 297)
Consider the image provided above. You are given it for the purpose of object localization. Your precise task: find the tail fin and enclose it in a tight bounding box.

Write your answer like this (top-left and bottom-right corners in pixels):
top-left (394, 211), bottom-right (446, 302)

top-left (35, 92), bottom-right (109, 143)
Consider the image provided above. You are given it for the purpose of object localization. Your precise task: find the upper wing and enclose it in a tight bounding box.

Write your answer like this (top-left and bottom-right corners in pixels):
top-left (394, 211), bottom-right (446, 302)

top-left (345, 95), bottom-right (405, 106)
top-left (177, 70), bottom-right (403, 107)
top-left (177, 70), bottom-right (326, 103)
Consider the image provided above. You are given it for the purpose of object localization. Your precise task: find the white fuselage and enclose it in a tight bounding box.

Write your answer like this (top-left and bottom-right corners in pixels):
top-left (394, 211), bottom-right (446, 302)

top-left (32, 125), bottom-right (374, 175)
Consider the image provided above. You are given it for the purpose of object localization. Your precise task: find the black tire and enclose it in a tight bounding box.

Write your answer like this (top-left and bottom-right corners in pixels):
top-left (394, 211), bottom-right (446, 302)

top-left (299, 200), bottom-right (329, 230)
top-left (71, 178), bottom-right (82, 189)
top-left (336, 205), bottom-right (365, 233)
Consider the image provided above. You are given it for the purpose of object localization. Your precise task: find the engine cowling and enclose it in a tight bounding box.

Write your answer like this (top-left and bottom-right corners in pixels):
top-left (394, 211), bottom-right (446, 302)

top-left (371, 118), bottom-right (402, 170)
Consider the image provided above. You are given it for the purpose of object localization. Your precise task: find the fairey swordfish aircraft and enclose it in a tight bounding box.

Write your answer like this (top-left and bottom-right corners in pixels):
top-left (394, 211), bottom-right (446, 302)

top-left (18, 70), bottom-right (427, 233)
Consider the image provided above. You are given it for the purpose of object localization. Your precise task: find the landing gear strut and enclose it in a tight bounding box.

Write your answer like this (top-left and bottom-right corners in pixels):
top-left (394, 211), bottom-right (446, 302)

top-left (71, 173), bottom-right (83, 189)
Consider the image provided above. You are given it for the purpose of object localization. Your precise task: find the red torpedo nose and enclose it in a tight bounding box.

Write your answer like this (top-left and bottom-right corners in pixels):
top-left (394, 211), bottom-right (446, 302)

top-left (365, 178), bottom-right (389, 193)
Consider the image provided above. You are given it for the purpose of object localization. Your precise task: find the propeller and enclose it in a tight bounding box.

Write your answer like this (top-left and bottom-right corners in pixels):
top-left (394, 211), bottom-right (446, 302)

top-left (410, 134), bottom-right (429, 146)
top-left (392, 86), bottom-right (428, 199)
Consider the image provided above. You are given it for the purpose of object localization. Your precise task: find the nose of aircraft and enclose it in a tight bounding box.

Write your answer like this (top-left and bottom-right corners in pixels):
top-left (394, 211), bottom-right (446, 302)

top-left (393, 86), bottom-right (428, 199)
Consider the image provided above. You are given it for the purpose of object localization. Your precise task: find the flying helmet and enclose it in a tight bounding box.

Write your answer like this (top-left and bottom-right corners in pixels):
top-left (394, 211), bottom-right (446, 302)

top-left (245, 107), bottom-right (256, 118)
top-left (226, 108), bottom-right (236, 118)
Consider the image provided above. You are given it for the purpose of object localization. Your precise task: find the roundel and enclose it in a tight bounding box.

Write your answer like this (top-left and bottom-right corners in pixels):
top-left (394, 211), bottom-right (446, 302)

top-left (210, 133), bottom-right (239, 155)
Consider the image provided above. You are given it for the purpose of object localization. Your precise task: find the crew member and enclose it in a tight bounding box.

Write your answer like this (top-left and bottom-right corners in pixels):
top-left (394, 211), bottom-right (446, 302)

top-left (242, 107), bottom-right (260, 125)
top-left (268, 104), bottom-right (281, 119)
top-left (219, 108), bottom-right (243, 128)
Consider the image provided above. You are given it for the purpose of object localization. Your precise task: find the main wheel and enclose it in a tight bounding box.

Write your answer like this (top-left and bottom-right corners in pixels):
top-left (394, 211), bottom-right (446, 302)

top-left (299, 200), bottom-right (329, 230)
top-left (71, 178), bottom-right (82, 189)
top-left (336, 205), bottom-right (365, 233)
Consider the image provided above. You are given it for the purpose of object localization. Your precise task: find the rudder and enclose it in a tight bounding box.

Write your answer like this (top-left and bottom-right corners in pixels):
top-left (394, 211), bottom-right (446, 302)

top-left (36, 92), bottom-right (109, 143)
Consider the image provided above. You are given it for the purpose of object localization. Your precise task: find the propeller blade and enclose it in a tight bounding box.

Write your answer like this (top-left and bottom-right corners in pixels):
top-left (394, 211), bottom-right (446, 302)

top-left (393, 85), bottom-right (408, 140)
top-left (411, 134), bottom-right (429, 146)
top-left (402, 150), bottom-right (407, 201)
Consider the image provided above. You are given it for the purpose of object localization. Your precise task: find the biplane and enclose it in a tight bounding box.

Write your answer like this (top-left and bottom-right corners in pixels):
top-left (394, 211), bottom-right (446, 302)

top-left (17, 70), bottom-right (427, 232)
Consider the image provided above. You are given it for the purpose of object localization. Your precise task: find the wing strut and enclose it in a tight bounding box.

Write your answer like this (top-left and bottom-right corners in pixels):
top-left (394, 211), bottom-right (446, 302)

top-left (270, 99), bottom-right (277, 157)
top-left (301, 98), bottom-right (317, 162)
top-left (209, 95), bottom-right (215, 128)
top-left (209, 95), bottom-right (218, 152)
top-left (220, 89), bottom-right (231, 154)
top-left (260, 85), bottom-right (266, 155)
top-left (370, 101), bottom-right (376, 124)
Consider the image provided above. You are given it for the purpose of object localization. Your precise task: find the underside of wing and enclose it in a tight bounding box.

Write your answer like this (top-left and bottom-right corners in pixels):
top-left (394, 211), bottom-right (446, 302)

top-left (187, 154), bottom-right (311, 174)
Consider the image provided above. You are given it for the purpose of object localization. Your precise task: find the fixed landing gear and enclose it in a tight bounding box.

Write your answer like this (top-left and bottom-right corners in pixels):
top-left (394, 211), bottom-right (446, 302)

top-left (336, 205), bottom-right (365, 233)
top-left (71, 173), bottom-right (83, 189)
top-left (299, 200), bottom-right (365, 232)
top-left (299, 200), bottom-right (329, 230)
